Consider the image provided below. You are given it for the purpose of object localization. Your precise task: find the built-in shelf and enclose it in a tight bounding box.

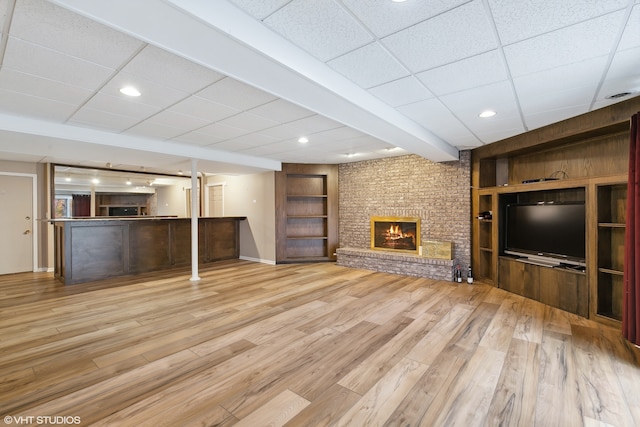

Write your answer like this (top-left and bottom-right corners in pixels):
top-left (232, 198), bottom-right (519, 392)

top-left (276, 164), bottom-right (338, 263)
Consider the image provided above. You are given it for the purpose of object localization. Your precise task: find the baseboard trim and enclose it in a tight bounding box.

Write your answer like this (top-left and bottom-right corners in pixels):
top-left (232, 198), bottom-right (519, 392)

top-left (239, 256), bottom-right (276, 265)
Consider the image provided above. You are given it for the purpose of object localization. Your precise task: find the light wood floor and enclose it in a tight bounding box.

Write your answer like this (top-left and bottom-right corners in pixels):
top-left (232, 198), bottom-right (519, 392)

top-left (1, 260), bottom-right (639, 426)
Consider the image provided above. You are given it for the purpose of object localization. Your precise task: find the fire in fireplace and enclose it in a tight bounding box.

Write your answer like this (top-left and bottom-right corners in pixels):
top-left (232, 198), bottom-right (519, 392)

top-left (370, 216), bottom-right (420, 253)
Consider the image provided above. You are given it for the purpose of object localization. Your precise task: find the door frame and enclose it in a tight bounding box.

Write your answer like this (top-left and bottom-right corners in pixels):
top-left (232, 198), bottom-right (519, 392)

top-left (205, 181), bottom-right (225, 217)
top-left (0, 172), bottom-right (38, 272)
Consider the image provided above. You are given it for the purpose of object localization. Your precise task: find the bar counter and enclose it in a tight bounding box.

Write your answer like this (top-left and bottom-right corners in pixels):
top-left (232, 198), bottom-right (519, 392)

top-left (52, 216), bottom-right (246, 285)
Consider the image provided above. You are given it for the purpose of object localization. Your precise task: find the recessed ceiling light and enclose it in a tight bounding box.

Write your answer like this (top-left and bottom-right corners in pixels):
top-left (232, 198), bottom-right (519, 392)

top-left (298, 137), bottom-right (309, 143)
top-left (120, 86), bottom-right (141, 97)
top-left (391, 0), bottom-right (407, 2)
top-left (345, 153), bottom-right (358, 158)
top-left (479, 110), bottom-right (497, 118)
top-left (126, 180), bottom-right (132, 185)
top-left (91, 178), bottom-right (100, 184)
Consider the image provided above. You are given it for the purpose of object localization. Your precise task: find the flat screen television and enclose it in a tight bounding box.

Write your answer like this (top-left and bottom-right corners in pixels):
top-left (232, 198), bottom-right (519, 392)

top-left (504, 202), bottom-right (586, 267)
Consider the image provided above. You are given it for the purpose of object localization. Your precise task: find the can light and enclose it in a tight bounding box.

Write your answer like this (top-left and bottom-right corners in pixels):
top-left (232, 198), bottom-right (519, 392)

top-left (479, 110), bottom-right (497, 118)
top-left (298, 137), bottom-right (309, 143)
top-left (120, 86), bottom-right (141, 97)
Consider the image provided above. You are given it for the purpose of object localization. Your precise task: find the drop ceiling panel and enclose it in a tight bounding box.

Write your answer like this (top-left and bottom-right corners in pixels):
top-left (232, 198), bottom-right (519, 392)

top-left (514, 56), bottom-right (607, 114)
top-left (119, 45), bottom-right (225, 93)
top-left (599, 47), bottom-right (640, 99)
top-left (227, 0), bottom-right (291, 20)
top-left (11, 0), bottom-right (143, 68)
top-left (101, 72), bottom-right (190, 110)
top-left (210, 133), bottom-right (279, 151)
top-left (0, 68), bottom-right (93, 105)
top-left (285, 115), bottom-right (343, 134)
top-left (504, 12), bottom-right (625, 77)
top-left (168, 96), bottom-right (240, 122)
top-left (488, 0), bottom-right (629, 45)
top-left (341, 0), bottom-right (469, 38)
top-left (524, 105), bottom-right (591, 131)
top-left (248, 99), bottom-right (315, 123)
top-left (79, 92), bottom-right (160, 122)
top-left (258, 124), bottom-right (302, 140)
top-left (398, 98), bottom-right (481, 146)
top-left (328, 42), bottom-right (409, 88)
top-left (0, 89), bottom-right (78, 121)
top-left (69, 108), bottom-right (143, 132)
top-left (382, 0), bottom-right (497, 73)
top-left (263, 0), bottom-right (373, 61)
top-left (368, 76), bottom-right (433, 108)
top-left (216, 112), bottom-right (280, 133)
top-left (181, 122), bottom-right (247, 142)
top-left (144, 110), bottom-right (210, 132)
top-left (619, 5), bottom-right (640, 51)
top-left (124, 121), bottom-right (187, 140)
top-left (196, 77), bottom-right (278, 111)
top-left (4, 37), bottom-right (114, 90)
top-left (417, 50), bottom-right (507, 96)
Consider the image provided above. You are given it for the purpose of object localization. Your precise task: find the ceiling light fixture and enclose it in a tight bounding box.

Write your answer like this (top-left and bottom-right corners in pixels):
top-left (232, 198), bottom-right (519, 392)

top-left (391, 0), bottom-right (407, 2)
top-left (298, 137), bottom-right (309, 143)
top-left (120, 86), bottom-right (141, 97)
top-left (479, 110), bottom-right (497, 118)
top-left (91, 178), bottom-right (100, 184)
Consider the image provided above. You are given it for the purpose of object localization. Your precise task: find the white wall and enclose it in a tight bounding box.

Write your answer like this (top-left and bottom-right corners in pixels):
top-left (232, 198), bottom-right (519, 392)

top-left (207, 172), bottom-right (275, 263)
top-left (156, 183), bottom-right (188, 217)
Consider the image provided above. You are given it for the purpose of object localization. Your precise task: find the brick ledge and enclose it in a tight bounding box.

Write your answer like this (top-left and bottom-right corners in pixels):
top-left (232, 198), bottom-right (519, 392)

top-left (336, 247), bottom-right (454, 281)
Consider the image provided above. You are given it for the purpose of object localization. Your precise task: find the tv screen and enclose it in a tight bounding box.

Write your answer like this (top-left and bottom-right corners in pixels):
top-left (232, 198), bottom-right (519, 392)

top-left (504, 202), bottom-right (585, 265)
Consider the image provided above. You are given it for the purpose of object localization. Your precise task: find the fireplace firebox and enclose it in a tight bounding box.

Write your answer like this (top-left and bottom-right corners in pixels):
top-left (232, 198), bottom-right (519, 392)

top-left (370, 216), bottom-right (420, 254)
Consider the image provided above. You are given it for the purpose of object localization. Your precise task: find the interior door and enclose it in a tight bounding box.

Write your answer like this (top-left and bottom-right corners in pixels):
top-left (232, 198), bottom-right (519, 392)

top-left (208, 185), bottom-right (223, 217)
top-left (0, 174), bottom-right (34, 274)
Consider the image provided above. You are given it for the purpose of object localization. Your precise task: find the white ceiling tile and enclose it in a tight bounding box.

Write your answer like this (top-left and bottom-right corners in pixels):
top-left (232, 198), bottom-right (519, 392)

top-left (169, 96), bottom-right (240, 122)
top-left (489, 0), bottom-right (628, 45)
top-left (145, 110), bottom-right (210, 131)
top-left (286, 115), bottom-right (343, 134)
top-left (10, 0), bottom-right (143, 68)
top-left (248, 99), bottom-right (315, 123)
top-left (69, 108), bottom-right (142, 132)
top-left (328, 42), bottom-right (409, 88)
top-left (3, 37), bottom-right (113, 90)
top-left (514, 56), bottom-right (607, 114)
top-left (382, 0), bottom-right (497, 72)
top-left (227, 0), bottom-right (291, 20)
top-left (0, 88), bottom-right (78, 121)
top-left (0, 68), bottom-right (92, 105)
top-left (102, 71), bottom-right (190, 109)
top-left (190, 122), bottom-right (248, 140)
top-left (417, 50), bottom-right (507, 96)
top-left (599, 47), bottom-right (640, 99)
top-left (504, 12), bottom-right (625, 77)
top-left (197, 77), bottom-right (278, 111)
top-left (258, 124), bottom-right (301, 140)
top-left (309, 126), bottom-right (366, 143)
top-left (120, 46), bottom-right (225, 93)
top-left (342, 0), bottom-right (470, 37)
top-left (264, 0), bottom-right (374, 61)
top-left (368, 76), bottom-right (433, 107)
top-left (618, 5), bottom-right (640, 51)
top-left (81, 93), bottom-right (161, 121)
top-left (397, 98), bottom-right (481, 146)
top-left (124, 121), bottom-right (186, 140)
top-left (171, 130), bottom-right (225, 146)
top-left (524, 105), bottom-right (590, 131)
top-left (217, 112), bottom-right (280, 132)
top-left (209, 133), bottom-right (279, 151)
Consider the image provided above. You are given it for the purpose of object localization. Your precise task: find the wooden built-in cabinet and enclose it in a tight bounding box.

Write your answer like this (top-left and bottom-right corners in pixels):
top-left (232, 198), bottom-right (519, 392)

top-left (275, 163), bottom-right (338, 263)
top-left (471, 95), bottom-right (640, 324)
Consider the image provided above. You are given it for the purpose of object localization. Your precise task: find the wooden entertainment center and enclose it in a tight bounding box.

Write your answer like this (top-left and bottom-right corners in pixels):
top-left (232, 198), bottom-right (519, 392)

top-left (471, 96), bottom-right (640, 326)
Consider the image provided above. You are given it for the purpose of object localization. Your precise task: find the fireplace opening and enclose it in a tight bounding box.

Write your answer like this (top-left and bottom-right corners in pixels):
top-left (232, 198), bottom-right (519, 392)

top-left (370, 216), bottom-right (420, 254)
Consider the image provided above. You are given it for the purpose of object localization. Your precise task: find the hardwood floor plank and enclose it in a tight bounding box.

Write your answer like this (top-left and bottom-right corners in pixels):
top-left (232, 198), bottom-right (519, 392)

top-left (1, 261), bottom-right (638, 426)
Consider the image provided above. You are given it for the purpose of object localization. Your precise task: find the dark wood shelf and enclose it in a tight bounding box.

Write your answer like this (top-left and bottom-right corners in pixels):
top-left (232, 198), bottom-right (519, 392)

top-left (598, 223), bottom-right (626, 228)
top-left (598, 267), bottom-right (624, 276)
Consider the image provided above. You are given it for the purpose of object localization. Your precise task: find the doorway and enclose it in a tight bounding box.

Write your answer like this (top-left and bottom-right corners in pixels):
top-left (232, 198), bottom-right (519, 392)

top-left (0, 173), bottom-right (36, 274)
top-left (208, 183), bottom-right (224, 217)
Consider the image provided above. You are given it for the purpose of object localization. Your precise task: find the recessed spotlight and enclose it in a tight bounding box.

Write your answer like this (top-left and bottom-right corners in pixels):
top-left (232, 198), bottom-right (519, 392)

top-left (91, 178), bottom-right (100, 184)
top-left (126, 180), bottom-right (132, 185)
top-left (479, 110), bottom-right (497, 118)
top-left (177, 170), bottom-right (184, 175)
top-left (345, 153), bottom-right (358, 158)
top-left (391, 0), bottom-right (407, 2)
top-left (65, 176), bottom-right (71, 182)
top-left (298, 137), bottom-right (309, 143)
top-left (120, 86), bottom-right (141, 97)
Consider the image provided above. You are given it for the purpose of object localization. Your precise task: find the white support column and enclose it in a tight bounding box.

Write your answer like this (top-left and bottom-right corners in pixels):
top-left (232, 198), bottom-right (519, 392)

top-left (190, 158), bottom-right (200, 282)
